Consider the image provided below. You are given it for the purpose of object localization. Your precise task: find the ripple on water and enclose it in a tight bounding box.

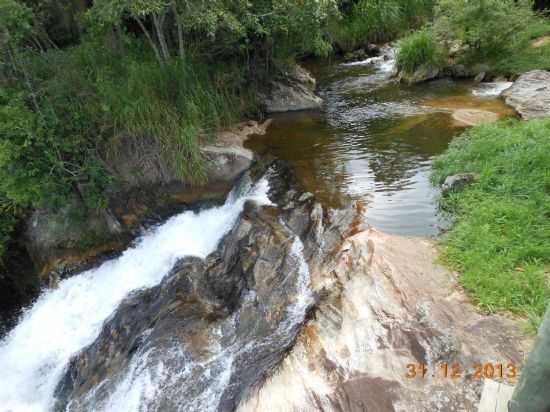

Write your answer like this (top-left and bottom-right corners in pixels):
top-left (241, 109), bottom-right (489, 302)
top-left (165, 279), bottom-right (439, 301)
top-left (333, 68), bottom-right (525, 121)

top-left (247, 65), bottom-right (515, 236)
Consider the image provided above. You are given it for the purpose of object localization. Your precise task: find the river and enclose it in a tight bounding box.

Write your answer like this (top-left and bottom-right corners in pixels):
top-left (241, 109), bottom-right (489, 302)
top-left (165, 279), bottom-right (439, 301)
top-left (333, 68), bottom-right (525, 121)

top-left (247, 52), bottom-right (514, 236)
top-left (0, 51), bottom-right (515, 412)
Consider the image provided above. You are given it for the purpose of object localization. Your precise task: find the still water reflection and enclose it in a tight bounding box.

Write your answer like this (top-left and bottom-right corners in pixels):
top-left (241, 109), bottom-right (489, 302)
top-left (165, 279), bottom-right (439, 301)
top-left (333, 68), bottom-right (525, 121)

top-left (247, 59), bottom-right (514, 236)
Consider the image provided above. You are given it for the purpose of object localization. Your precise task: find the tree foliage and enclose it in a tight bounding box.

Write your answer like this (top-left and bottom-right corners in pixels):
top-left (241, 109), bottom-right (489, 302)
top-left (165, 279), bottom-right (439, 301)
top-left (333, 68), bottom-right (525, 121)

top-left (434, 0), bottom-right (538, 58)
top-left (331, 0), bottom-right (435, 52)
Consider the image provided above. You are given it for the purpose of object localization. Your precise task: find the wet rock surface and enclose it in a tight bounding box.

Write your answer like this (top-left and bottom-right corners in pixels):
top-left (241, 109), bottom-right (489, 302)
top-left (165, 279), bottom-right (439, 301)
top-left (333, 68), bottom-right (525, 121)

top-left (239, 229), bottom-right (529, 412)
top-left (399, 66), bottom-right (440, 85)
top-left (451, 109), bottom-right (499, 126)
top-left (262, 65), bottom-right (323, 113)
top-left (503, 70), bottom-right (550, 119)
top-left (20, 121), bottom-right (271, 286)
top-left (54, 162), bottom-right (358, 411)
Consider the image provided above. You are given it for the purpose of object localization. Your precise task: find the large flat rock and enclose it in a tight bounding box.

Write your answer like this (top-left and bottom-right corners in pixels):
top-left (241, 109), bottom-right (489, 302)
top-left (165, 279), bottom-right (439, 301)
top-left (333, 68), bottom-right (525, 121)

top-left (239, 228), bottom-right (530, 412)
top-left (263, 65), bottom-right (323, 113)
top-left (502, 70), bottom-right (550, 119)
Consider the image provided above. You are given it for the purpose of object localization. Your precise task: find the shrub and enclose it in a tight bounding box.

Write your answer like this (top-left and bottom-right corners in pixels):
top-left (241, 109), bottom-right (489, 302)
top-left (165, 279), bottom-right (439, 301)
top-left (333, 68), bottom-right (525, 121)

top-left (434, 0), bottom-right (538, 59)
top-left (397, 28), bottom-right (443, 75)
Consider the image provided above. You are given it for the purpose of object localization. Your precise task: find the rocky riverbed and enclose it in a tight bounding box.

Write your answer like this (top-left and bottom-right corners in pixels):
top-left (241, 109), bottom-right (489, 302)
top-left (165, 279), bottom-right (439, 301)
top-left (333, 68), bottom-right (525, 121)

top-left (1, 44), bottom-right (545, 412)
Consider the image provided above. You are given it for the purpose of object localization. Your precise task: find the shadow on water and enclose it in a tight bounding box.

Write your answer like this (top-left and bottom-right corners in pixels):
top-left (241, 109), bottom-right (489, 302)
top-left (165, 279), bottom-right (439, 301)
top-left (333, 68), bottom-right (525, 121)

top-left (247, 62), bottom-right (515, 236)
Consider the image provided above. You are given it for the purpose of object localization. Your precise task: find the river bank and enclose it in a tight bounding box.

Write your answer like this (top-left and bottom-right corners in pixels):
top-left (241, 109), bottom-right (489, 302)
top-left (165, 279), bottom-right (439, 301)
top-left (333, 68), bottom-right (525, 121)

top-left (1, 35), bottom-right (548, 411)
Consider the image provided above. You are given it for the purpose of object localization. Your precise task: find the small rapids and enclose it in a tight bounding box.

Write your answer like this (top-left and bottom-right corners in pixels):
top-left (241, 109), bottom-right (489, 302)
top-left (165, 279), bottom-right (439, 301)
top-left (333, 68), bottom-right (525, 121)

top-left (0, 176), bottom-right (272, 412)
top-left (85, 236), bottom-right (313, 412)
top-left (472, 81), bottom-right (513, 96)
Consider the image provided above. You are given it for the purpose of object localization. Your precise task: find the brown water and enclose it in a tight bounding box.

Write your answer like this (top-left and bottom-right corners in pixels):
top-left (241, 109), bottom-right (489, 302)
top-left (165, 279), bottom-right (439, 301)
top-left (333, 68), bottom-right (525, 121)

top-left (247, 57), bottom-right (514, 236)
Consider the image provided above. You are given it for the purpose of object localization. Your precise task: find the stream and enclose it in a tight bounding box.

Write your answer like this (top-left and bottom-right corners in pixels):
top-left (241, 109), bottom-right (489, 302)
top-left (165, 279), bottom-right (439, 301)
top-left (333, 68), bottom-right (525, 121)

top-left (247, 51), bottom-right (514, 235)
top-left (0, 179), bottom-right (272, 412)
top-left (0, 51), bottom-right (515, 412)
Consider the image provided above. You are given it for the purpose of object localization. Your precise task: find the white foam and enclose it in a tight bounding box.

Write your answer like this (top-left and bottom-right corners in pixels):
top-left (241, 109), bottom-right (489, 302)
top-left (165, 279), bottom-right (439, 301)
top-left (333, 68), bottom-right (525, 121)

top-left (93, 236), bottom-right (313, 412)
top-left (341, 48), bottom-right (396, 75)
top-left (0, 176), bottom-right (272, 412)
top-left (472, 81), bottom-right (513, 97)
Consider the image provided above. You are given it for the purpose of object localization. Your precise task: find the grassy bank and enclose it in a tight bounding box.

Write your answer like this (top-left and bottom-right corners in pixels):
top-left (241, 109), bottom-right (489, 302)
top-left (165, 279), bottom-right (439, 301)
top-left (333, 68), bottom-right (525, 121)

top-left (396, 0), bottom-right (550, 78)
top-left (433, 120), bottom-right (550, 328)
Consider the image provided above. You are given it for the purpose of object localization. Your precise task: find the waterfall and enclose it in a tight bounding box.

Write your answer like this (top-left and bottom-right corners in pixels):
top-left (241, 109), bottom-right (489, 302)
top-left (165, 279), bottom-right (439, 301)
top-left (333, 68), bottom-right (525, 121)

top-left (0, 176), bottom-right (271, 412)
top-left (69, 235), bottom-right (314, 412)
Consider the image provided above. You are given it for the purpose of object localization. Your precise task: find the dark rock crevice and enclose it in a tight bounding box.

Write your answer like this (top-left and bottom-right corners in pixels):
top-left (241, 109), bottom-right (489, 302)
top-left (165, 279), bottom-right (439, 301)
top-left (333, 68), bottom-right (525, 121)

top-left (53, 162), bottom-right (357, 412)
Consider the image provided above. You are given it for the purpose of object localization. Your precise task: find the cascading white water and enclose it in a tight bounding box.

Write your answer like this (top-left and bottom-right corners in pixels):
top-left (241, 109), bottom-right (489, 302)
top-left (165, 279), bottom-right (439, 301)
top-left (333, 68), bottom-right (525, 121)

top-left (0, 177), bottom-right (272, 412)
top-left (79, 235), bottom-right (313, 412)
top-left (472, 81), bottom-right (513, 96)
top-left (341, 47), bottom-right (397, 75)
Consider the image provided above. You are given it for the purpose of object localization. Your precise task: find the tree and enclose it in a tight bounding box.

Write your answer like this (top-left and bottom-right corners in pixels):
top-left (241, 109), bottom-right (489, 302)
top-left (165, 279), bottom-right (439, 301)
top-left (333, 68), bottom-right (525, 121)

top-left (90, 0), bottom-right (172, 65)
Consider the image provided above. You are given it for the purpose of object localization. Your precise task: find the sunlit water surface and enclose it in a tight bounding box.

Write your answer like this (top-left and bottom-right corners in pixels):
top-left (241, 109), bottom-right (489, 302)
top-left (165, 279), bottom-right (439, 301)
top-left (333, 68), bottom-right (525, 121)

top-left (247, 58), bottom-right (514, 236)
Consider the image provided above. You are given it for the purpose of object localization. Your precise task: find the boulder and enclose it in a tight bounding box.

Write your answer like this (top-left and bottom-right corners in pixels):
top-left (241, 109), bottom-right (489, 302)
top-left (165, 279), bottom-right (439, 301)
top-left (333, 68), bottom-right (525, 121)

top-left (24, 196), bottom-right (127, 280)
top-left (239, 228), bottom-right (529, 412)
top-left (23, 120), bottom-right (272, 282)
top-left (53, 162), bottom-right (358, 412)
top-left (531, 36), bottom-right (550, 48)
top-left (442, 173), bottom-right (478, 193)
top-left (474, 71), bottom-right (486, 83)
top-left (51, 163), bottom-right (528, 412)
top-left (502, 70), bottom-right (550, 119)
top-left (201, 120), bottom-right (270, 185)
top-left (446, 63), bottom-right (491, 79)
top-left (262, 65), bottom-right (323, 113)
top-left (399, 66), bottom-right (440, 84)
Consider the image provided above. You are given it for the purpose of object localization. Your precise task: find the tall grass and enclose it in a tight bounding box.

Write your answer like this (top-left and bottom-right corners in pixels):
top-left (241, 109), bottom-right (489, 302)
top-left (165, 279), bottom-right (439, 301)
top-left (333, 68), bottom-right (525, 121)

top-left (332, 0), bottom-right (435, 52)
top-left (396, 28), bottom-right (443, 75)
top-left (433, 119), bottom-right (550, 328)
top-left (74, 41), bottom-right (239, 182)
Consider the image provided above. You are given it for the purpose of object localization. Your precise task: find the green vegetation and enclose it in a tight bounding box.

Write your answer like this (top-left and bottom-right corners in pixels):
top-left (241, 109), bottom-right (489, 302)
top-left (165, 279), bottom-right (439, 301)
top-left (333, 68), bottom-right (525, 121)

top-left (394, 0), bottom-right (550, 76)
top-left (433, 0), bottom-right (538, 59)
top-left (435, 0), bottom-right (550, 75)
top-left (433, 120), bottom-right (550, 327)
top-left (0, 0), bottom-right (345, 260)
top-left (332, 0), bottom-right (434, 52)
top-left (396, 28), bottom-right (443, 76)
top-left (493, 18), bottom-right (550, 75)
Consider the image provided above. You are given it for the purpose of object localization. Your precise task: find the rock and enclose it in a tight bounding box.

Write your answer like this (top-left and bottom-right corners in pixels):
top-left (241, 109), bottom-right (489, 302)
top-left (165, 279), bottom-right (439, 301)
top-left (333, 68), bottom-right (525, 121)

top-left (201, 120), bottom-right (271, 185)
top-left (474, 72), bottom-right (486, 83)
top-left (288, 65), bottom-right (317, 90)
top-left (531, 36), bottom-right (550, 48)
top-left (399, 66), bottom-right (440, 84)
top-left (452, 109), bottom-right (500, 126)
top-left (446, 63), bottom-right (490, 79)
top-left (53, 162), bottom-right (358, 412)
top-left (441, 173), bottom-right (477, 193)
top-left (344, 48), bottom-right (367, 62)
top-left (448, 40), bottom-right (469, 58)
top-left (342, 44), bottom-right (380, 62)
top-left (22, 120), bottom-right (272, 285)
top-left (447, 63), bottom-right (471, 78)
top-left (502, 70), bottom-right (550, 119)
top-left (263, 65), bottom-right (323, 113)
top-left (298, 192), bottom-right (314, 202)
top-left (239, 228), bottom-right (529, 412)
top-left (24, 196), bottom-right (127, 278)
top-left (366, 43), bottom-right (381, 56)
